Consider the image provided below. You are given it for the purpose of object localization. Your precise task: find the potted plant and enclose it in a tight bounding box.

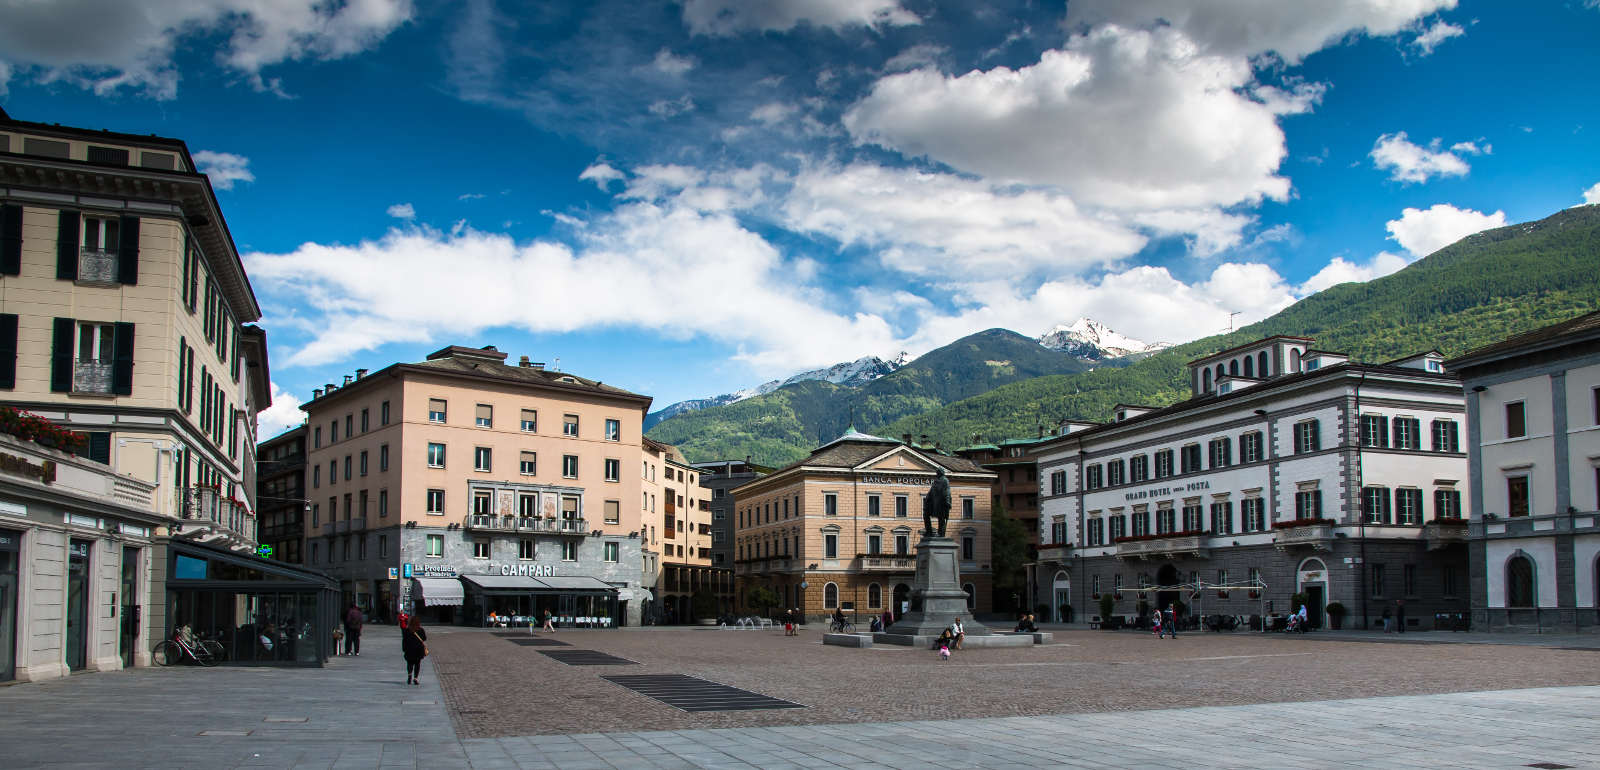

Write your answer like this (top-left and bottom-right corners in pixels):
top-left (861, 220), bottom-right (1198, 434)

top-left (1325, 602), bottom-right (1347, 630)
top-left (1098, 593), bottom-right (1115, 626)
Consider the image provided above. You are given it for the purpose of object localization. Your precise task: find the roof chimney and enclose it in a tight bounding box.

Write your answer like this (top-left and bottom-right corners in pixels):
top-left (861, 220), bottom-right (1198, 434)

top-left (530, 361), bottom-right (545, 370)
top-left (902, 433), bottom-right (913, 444)
top-left (519, 356), bottom-right (530, 368)
top-left (343, 374), bottom-right (353, 385)
top-left (1037, 425), bottom-right (1045, 438)
top-left (313, 388), bottom-right (323, 399)
top-left (919, 434), bottom-right (929, 445)
top-left (355, 368), bottom-right (367, 379)
top-left (324, 382), bottom-right (335, 392)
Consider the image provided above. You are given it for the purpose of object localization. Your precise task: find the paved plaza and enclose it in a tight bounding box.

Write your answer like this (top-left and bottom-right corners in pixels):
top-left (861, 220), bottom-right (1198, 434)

top-left (0, 625), bottom-right (1596, 769)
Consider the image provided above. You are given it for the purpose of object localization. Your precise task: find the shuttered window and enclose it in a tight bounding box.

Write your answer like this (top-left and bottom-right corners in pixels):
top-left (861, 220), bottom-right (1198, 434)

top-left (0, 204), bottom-right (21, 276)
top-left (0, 313), bottom-right (17, 388)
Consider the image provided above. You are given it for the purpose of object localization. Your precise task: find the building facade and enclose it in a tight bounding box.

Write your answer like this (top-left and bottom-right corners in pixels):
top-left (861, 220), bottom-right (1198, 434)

top-left (256, 425), bottom-right (307, 564)
top-left (1034, 336), bottom-right (1471, 630)
top-left (696, 459), bottom-right (771, 617)
top-left (733, 430), bottom-right (997, 622)
top-left (955, 435), bottom-right (1053, 613)
top-left (298, 345), bottom-right (653, 627)
top-left (1448, 310), bottom-right (1600, 632)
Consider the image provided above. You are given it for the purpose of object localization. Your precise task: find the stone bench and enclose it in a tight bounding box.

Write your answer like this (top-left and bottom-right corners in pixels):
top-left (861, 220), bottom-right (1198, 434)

top-left (823, 633), bottom-right (873, 648)
top-left (997, 631), bottom-right (1053, 644)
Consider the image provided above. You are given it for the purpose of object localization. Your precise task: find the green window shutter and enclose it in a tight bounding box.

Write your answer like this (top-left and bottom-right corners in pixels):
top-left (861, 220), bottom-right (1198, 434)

top-left (0, 313), bottom-right (17, 388)
top-left (0, 204), bottom-right (22, 275)
top-left (117, 215), bottom-right (140, 285)
top-left (50, 317), bottom-right (74, 392)
top-left (56, 210), bottom-right (79, 280)
top-left (112, 321), bottom-right (135, 395)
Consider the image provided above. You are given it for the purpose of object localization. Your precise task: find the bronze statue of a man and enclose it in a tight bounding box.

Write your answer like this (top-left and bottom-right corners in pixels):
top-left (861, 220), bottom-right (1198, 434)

top-left (923, 467), bottom-right (952, 538)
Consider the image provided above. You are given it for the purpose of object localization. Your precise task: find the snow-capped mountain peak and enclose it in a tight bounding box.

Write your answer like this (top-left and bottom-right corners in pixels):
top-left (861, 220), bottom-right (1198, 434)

top-left (643, 352), bottom-right (909, 430)
top-left (1038, 317), bottom-right (1168, 360)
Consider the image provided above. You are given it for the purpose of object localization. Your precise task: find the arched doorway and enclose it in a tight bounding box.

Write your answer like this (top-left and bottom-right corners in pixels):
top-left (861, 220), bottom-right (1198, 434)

top-left (892, 583), bottom-right (911, 621)
top-left (1052, 571), bottom-right (1072, 622)
top-left (1297, 557), bottom-right (1329, 628)
top-left (1506, 553), bottom-right (1535, 606)
top-left (1156, 564), bottom-right (1180, 616)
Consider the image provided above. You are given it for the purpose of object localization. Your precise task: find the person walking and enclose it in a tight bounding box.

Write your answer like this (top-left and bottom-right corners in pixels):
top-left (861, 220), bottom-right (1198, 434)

top-left (1165, 604), bottom-right (1179, 639)
top-left (1382, 607), bottom-right (1393, 633)
top-left (542, 608), bottom-right (555, 632)
top-left (402, 616), bottom-right (428, 685)
top-left (784, 607), bottom-right (796, 636)
top-left (343, 603), bottom-right (364, 656)
top-left (881, 608), bottom-right (893, 630)
top-left (1396, 599), bottom-right (1406, 634)
top-left (1153, 606), bottom-right (1165, 638)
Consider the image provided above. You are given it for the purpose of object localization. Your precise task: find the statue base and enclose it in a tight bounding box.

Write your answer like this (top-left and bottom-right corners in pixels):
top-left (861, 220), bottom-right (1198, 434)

top-left (876, 535), bottom-right (993, 641)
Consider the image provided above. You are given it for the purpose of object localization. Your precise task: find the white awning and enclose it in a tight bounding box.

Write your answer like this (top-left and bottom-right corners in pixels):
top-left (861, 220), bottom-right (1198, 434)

top-left (461, 574), bottom-right (543, 592)
top-left (538, 576), bottom-right (618, 592)
top-left (414, 577), bottom-right (464, 607)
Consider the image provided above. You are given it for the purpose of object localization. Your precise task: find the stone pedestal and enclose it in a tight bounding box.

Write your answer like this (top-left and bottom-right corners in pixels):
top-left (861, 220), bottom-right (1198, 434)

top-left (874, 536), bottom-right (997, 645)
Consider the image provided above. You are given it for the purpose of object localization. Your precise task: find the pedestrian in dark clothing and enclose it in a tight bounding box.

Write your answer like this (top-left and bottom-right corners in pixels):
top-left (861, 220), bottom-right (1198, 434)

top-left (343, 604), bottom-right (364, 656)
top-left (1396, 599), bottom-right (1406, 634)
top-left (402, 616), bottom-right (428, 685)
top-left (1165, 605), bottom-right (1179, 639)
top-left (881, 609), bottom-right (893, 630)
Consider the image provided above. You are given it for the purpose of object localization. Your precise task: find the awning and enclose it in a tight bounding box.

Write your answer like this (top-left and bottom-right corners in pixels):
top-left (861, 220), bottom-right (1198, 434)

top-left (413, 577), bottom-right (464, 607)
top-left (538, 576), bottom-right (618, 593)
top-left (461, 574), bottom-right (543, 594)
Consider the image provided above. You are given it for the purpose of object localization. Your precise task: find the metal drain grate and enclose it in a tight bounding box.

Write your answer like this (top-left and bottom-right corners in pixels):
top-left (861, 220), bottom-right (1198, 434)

top-left (538, 649), bottom-right (637, 666)
top-left (603, 674), bottom-right (806, 712)
top-left (491, 631), bottom-right (538, 637)
top-left (508, 637), bottom-right (570, 647)
top-left (1526, 763), bottom-right (1574, 769)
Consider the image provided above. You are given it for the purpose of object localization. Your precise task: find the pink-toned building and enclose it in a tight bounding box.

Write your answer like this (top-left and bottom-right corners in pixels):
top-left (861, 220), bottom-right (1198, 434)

top-left (299, 345), bottom-right (655, 627)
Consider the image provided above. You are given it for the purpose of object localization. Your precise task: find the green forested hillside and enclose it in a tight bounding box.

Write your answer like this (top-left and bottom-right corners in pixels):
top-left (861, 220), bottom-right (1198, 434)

top-left (647, 328), bottom-right (1100, 464)
top-left (882, 205), bottom-right (1600, 448)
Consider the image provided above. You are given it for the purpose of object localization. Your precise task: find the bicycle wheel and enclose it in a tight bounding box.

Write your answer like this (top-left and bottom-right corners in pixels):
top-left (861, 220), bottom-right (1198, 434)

top-left (843, 622), bottom-right (856, 633)
top-left (200, 640), bottom-right (226, 662)
top-left (194, 643), bottom-right (219, 667)
top-left (152, 640), bottom-right (181, 666)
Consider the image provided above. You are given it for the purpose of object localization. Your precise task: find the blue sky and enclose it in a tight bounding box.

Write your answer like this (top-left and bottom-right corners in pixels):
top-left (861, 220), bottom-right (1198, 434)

top-left (3, 0), bottom-right (1598, 437)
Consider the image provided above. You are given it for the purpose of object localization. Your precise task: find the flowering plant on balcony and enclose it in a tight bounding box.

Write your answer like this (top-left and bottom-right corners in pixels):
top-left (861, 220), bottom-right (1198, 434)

top-left (1217, 590), bottom-right (1229, 598)
top-left (1112, 529), bottom-right (1207, 544)
top-left (1271, 517), bottom-right (1333, 530)
top-left (1248, 590), bottom-right (1261, 599)
top-left (0, 405), bottom-right (87, 452)
top-left (1432, 515), bottom-right (1467, 524)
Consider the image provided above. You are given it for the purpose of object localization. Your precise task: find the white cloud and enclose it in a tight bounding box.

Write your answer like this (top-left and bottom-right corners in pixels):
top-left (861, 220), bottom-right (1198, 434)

top-left (578, 162), bottom-right (625, 190)
top-left (386, 203), bottom-right (415, 219)
top-left (1410, 20), bottom-right (1465, 55)
top-left (1449, 140), bottom-right (1489, 155)
top-left (1385, 203), bottom-right (1506, 258)
top-left (884, 44), bottom-right (946, 72)
top-left (1298, 252), bottom-right (1411, 294)
top-left (750, 102), bottom-right (799, 125)
top-left (1582, 182), bottom-right (1600, 205)
top-left (648, 95), bottom-right (696, 117)
top-left (1370, 132), bottom-right (1473, 183)
top-left (844, 25), bottom-right (1303, 211)
top-left (257, 382), bottom-right (307, 440)
top-left (652, 49), bottom-right (695, 76)
top-left (681, 0), bottom-right (919, 36)
top-left (1065, 0), bottom-right (1456, 62)
top-left (192, 151), bottom-right (255, 190)
top-left (459, 192), bottom-right (486, 201)
top-left (0, 0), bottom-right (412, 98)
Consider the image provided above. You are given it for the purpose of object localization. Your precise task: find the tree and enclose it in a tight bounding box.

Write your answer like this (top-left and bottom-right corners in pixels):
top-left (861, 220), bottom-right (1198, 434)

top-left (990, 499), bottom-right (1028, 611)
top-left (745, 585), bottom-right (780, 615)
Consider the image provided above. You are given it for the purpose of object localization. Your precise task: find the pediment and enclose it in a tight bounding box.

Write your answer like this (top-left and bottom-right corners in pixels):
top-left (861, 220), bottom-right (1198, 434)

top-left (857, 446), bottom-right (940, 473)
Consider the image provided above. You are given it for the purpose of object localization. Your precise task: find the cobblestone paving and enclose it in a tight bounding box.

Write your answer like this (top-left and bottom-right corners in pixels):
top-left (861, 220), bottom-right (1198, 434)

top-left (428, 625), bottom-right (1600, 738)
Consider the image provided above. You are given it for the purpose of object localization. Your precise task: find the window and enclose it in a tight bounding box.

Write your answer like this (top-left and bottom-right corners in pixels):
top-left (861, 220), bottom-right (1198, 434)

top-left (1085, 464), bottom-right (1103, 490)
top-left (604, 500), bottom-right (620, 524)
top-left (867, 533), bottom-right (882, 554)
top-left (378, 490), bottom-right (388, 517)
top-left (868, 496), bottom-right (881, 517)
top-left (895, 495), bottom-right (908, 517)
top-left (1181, 504), bottom-right (1202, 532)
top-left (475, 404), bottom-right (492, 428)
top-left (427, 442), bottom-right (445, 468)
top-left (1208, 437), bottom-right (1231, 468)
top-left (1129, 455), bottom-right (1148, 482)
top-left (563, 414), bottom-right (579, 437)
top-left (1052, 517), bottom-right (1067, 544)
top-left (519, 539), bottom-right (535, 560)
top-left (1505, 401), bottom-right (1526, 439)
top-left (314, 427), bottom-right (322, 448)
top-left (1507, 476), bottom-right (1530, 517)
top-left (313, 465), bottom-right (321, 488)
top-left (824, 493), bottom-right (838, 516)
top-left (426, 489), bottom-right (445, 514)
top-left (1180, 444), bottom-right (1202, 474)
top-left (1403, 564), bottom-right (1417, 596)
top-left (428, 399), bottom-right (446, 423)
top-left (1393, 417), bottom-right (1421, 450)
top-left (868, 583), bottom-right (882, 609)
top-left (1434, 489), bottom-right (1461, 520)
top-left (1293, 420), bottom-right (1320, 453)
top-left (1295, 489), bottom-right (1322, 518)
top-left (1240, 431), bottom-right (1264, 463)
top-left (562, 455), bottom-right (578, 478)
top-left (824, 532), bottom-right (838, 558)
top-left (1132, 511), bottom-right (1150, 537)
top-left (962, 498), bottom-right (974, 519)
top-left (605, 418), bottom-right (620, 442)
top-left (1360, 415), bottom-right (1389, 447)
top-left (1211, 501), bottom-right (1233, 535)
top-left (601, 541), bottom-right (619, 562)
top-left (1109, 515), bottom-right (1126, 541)
top-left (1242, 498), bottom-right (1265, 531)
top-left (1154, 449), bottom-right (1174, 478)
top-left (1107, 459), bottom-right (1125, 486)
top-left (961, 536), bottom-right (975, 560)
top-left (1087, 518), bottom-right (1104, 546)
top-left (359, 450), bottom-right (368, 476)
top-left (520, 409), bottom-right (537, 432)
top-left (520, 451), bottom-right (536, 476)
top-left (473, 540), bottom-right (490, 559)
top-left (345, 414), bottom-right (353, 438)
top-left (561, 541), bottom-right (577, 561)
top-left (1432, 419), bottom-right (1459, 452)
top-left (381, 401), bottom-right (390, 425)
top-left (1395, 488), bottom-right (1422, 525)
top-left (1370, 564), bottom-right (1385, 598)
top-left (379, 444), bottom-right (389, 472)
top-left (1157, 508), bottom-right (1176, 534)
top-left (824, 583), bottom-right (838, 609)
top-left (344, 455), bottom-right (352, 481)
top-left (378, 535), bottom-right (388, 559)
top-left (1506, 555), bottom-right (1534, 606)
top-left (426, 534), bottom-right (444, 557)
top-left (1443, 565), bottom-right (1458, 597)
top-left (1049, 470), bottom-right (1066, 495)
top-left (1362, 487), bottom-right (1391, 524)
top-left (604, 458), bottom-right (620, 482)
top-left (473, 491), bottom-right (492, 515)
top-left (311, 504), bottom-right (319, 528)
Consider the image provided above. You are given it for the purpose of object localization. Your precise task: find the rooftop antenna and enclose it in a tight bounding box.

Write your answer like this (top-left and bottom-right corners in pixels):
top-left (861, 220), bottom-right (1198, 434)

top-left (1228, 311), bottom-right (1240, 332)
top-left (553, 357), bottom-right (560, 372)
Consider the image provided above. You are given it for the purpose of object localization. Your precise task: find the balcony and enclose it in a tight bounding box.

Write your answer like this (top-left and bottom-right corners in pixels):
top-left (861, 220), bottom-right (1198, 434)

top-left (464, 515), bottom-right (587, 534)
top-left (858, 554), bottom-right (916, 572)
top-left (335, 519), bottom-right (350, 533)
top-left (320, 522), bottom-right (335, 536)
top-left (1423, 519), bottom-right (1468, 550)
top-left (1115, 534), bottom-right (1209, 559)
top-left (350, 517), bottom-right (367, 532)
top-left (78, 248), bottom-right (119, 284)
top-left (72, 361), bottom-right (114, 394)
top-left (1273, 521), bottom-right (1333, 550)
top-left (180, 486), bottom-right (256, 547)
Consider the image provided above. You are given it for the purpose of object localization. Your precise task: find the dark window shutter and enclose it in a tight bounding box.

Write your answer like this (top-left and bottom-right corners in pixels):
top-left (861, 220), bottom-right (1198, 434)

top-left (117, 215), bottom-right (139, 285)
top-left (56, 210), bottom-right (79, 280)
top-left (0, 313), bottom-right (17, 388)
top-left (112, 321), bottom-right (135, 395)
top-left (51, 317), bottom-right (74, 392)
top-left (1310, 420), bottom-right (1320, 450)
top-left (1, 204), bottom-right (22, 275)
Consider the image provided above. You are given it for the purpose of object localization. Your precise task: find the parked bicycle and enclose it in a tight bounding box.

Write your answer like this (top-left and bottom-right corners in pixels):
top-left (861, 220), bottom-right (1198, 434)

top-left (152, 626), bottom-right (224, 666)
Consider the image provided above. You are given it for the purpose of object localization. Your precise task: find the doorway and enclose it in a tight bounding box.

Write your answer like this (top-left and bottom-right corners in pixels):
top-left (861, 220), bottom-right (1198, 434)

top-left (66, 540), bottom-right (91, 671)
top-left (1305, 585), bottom-right (1326, 628)
top-left (1155, 564), bottom-right (1180, 615)
top-left (0, 529), bottom-right (18, 682)
top-left (119, 547), bottom-right (140, 668)
top-left (1053, 571), bottom-right (1072, 622)
top-left (892, 583), bottom-right (910, 621)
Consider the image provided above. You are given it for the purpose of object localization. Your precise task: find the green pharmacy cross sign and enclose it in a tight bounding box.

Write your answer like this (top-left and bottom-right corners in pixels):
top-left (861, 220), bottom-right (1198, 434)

top-left (256, 544), bottom-right (274, 559)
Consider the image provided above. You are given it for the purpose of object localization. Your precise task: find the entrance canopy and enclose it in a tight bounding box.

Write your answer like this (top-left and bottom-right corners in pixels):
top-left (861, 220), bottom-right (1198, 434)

top-left (538, 576), bottom-right (617, 593)
top-left (461, 574), bottom-right (542, 594)
top-left (414, 577), bottom-right (464, 607)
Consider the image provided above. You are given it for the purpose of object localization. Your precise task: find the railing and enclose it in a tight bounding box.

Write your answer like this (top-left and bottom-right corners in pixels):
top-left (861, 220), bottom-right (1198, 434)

top-left (335, 519), bottom-right (350, 533)
top-left (320, 522), bottom-right (335, 536)
top-left (350, 516), bottom-right (367, 531)
top-left (858, 554), bottom-right (916, 572)
top-left (180, 487), bottom-right (256, 545)
top-left (1117, 534), bottom-right (1209, 558)
top-left (464, 515), bottom-right (587, 534)
top-left (78, 248), bottom-right (119, 283)
top-left (1423, 519), bottom-right (1468, 550)
top-left (1274, 522), bottom-right (1333, 549)
top-left (72, 361), bottom-right (114, 394)
top-left (110, 476), bottom-right (152, 509)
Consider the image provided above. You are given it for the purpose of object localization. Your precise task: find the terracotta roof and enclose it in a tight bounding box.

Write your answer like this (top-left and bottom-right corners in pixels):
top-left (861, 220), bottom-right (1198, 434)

top-left (786, 439), bottom-right (986, 475)
top-left (404, 355), bottom-right (649, 400)
top-left (1446, 310), bottom-right (1600, 371)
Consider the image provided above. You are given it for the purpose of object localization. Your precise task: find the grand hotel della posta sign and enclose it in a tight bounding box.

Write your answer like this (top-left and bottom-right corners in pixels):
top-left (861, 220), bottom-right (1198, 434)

top-left (1122, 480), bottom-right (1212, 502)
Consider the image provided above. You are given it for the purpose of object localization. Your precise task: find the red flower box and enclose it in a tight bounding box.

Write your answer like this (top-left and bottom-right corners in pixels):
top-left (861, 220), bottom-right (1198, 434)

top-left (1113, 529), bottom-right (1208, 544)
top-left (1217, 590), bottom-right (1229, 598)
top-left (1272, 517), bottom-right (1333, 530)
top-left (0, 406), bottom-right (88, 453)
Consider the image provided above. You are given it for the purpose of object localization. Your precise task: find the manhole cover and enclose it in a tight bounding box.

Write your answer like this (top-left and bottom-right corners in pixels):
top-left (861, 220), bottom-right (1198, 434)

top-left (509, 638), bottom-right (569, 646)
top-left (537, 649), bottom-right (637, 666)
top-left (197, 730), bottom-right (252, 736)
top-left (1526, 763), bottom-right (1574, 769)
top-left (603, 674), bottom-right (806, 712)
top-left (262, 717), bottom-right (308, 723)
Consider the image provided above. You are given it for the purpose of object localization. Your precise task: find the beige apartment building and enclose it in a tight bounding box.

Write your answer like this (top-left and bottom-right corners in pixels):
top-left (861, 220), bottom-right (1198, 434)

top-left (1, 107), bottom-right (275, 680)
top-left (639, 438), bottom-right (727, 622)
top-left (300, 345), bottom-right (655, 626)
top-left (733, 430), bottom-right (997, 621)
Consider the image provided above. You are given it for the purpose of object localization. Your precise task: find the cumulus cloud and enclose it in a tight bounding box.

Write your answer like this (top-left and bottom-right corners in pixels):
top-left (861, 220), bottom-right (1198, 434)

top-left (386, 203), bottom-right (415, 219)
top-left (1370, 132), bottom-right (1474, 183)
top-left (192, 151), bottom-right (255, 190)
top-left (258, 382), bottom-right (307, 439)
top-left (1065, 0), bottom-right (1456, 62)
top-left (649, 95), bottom-right (696, 117)
top-left (1410, 20), bottom-right (1465, 54)
top-left (579, 161), bottom-right (625, 190)
top-left (1298, 252), bottom-right (1412, 294)
top-left (681, 0), bottom-right (919, 36)
top-left (0, 0), bottom-right (412, 98)
top-left (1385, 204), bottom-right (1506, 258)
top-left (652, 49), bottom-right (695, 76)
top-left (1583, 182), bottom-right (1600, 205)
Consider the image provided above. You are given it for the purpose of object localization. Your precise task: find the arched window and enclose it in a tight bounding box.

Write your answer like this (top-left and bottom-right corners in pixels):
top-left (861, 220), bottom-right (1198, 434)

top-left (868, 583), bottom-right (882, 609)
top-left (1202, 368), bottom-right (1213, 392)
top-left (824, 582), bottom-right (839, 609)
top-left (1290, 348), bottom-right (1302, 372)
top-left (1243, 356), bottom-right (1254, 378)
top-left (1216, 364), bottom-right (1226, 383)
top-left (1229, 360), bottom-right (1239, 376)
top-left (962, 583), bottom-right (976, 611)
top-left (1506, 555), bottom-right (1535, 607)
top-left (1258, 351), bottom-right (1269, 376)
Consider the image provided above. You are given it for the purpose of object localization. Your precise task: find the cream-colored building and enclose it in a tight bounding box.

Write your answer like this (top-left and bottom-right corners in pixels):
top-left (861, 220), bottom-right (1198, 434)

top-left (639, 439), bottom-right (725, 622)
top-left (300, 345), bottom-right (656, 626)
top-left (733, 430), bottom-right (997, 621)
